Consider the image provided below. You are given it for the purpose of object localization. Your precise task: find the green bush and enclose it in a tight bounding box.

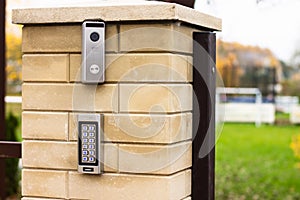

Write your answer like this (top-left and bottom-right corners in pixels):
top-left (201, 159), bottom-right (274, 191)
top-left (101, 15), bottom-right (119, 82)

top-left (5, 112), bottom-right (21, 198)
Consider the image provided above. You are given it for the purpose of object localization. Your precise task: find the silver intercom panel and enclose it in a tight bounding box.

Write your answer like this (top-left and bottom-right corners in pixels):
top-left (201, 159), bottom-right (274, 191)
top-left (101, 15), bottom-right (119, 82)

top-left (78, 114), bottom-right (103, 174)
top-left (82, 21), bottom-right (105, 83)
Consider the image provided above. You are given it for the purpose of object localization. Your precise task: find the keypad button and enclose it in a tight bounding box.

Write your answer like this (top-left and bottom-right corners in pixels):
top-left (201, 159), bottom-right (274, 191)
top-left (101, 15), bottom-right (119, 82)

top-left (89, 150), bottom-right (95, 155)
top-left (82, 125), bottom-right (88, 131)
top-left (89, 157), bottom-right (95, 162)
top-left (89, 126), bottom-right (95, 131)
top-left (89, 132), bottom-right (95, 137)
top-left (89, 144), bottom-right (95, 149)
top-left (83, 132), bottom-right (88, 137)
top-left (82, 150), bottom-right (88, 155)
top-left (89, 139), bottom-right (95, 143)
top-left (82, 144), bottom-right (88, 149)
top-left (82, 156), bottom-right (88, 162)
top-left (83, 138), bottom-right (88, 143)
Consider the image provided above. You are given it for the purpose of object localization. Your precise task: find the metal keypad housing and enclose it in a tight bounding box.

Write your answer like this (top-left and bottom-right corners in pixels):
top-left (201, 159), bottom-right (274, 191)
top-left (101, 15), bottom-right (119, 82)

top-left (78, 114), bottom-right (103, 174)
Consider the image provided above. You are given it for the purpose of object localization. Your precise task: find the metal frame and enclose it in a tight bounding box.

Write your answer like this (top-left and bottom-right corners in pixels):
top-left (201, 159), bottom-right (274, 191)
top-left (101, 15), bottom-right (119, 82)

top-left (192, 32), bottom-right (216, 200)
top-left (0, 1), bottom-right (22, 199)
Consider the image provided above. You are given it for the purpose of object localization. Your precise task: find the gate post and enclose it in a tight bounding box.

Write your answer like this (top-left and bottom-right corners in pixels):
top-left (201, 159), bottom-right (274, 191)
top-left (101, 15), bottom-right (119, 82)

top-left (192, 32), bottom-right (216, 200)
top-left (13, 2), bottom-right (221, 199)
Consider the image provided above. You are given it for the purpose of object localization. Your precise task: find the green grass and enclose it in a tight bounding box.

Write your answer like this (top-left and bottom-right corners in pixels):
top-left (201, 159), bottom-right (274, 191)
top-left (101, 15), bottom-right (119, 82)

top-left (275, 111), bottom-right (290, 120)
top-left (5, 103), bottom-right (22, 141)
top-left (216, 123), bottom-right (300, 200)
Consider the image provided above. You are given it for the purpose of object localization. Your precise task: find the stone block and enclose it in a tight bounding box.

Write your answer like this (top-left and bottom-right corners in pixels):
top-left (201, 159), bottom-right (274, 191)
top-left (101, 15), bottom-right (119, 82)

top-left (69, 170), bottom-right (190, 200)
top-left (22, 54), bottom-right (69, 82)
top-left (22, 141), bottom-right (76, 170)
top-left (22, 83), bottom-right (118, 112)
top-left (118, 141), bottom-right (191, 174)
top-left (22, 169), bottom-right (67, 199)
top-left (120, 23), bottom-right (195, 54)
top-left (69, 113), bottom-right (192, 144)
top-left (22, 111), bottom-right (68, 140)
top-left (22, 25), bottom-right (118, 53)
top-left (119, 84), bottom-right (192, 113)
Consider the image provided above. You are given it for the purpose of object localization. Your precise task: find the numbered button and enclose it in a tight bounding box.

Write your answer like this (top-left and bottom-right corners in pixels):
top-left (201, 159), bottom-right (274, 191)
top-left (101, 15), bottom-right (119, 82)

top-left (83, 132), bottom-right (88, 137)
top-left (83, 138), bottom-right (88, 143)
top-left (82, 125), bottom-right (88, 131)
top-left (82, 144), bottom-right (88, 149)
top-left (89, 144), bottom-right (95, 149)
top-left (89, 157), bottom-right (95, 162)
top-left (89, 150), bottom-right (95, 155)
top-left (82, 150), bottom-right (88, 155)
top-left (89, 139), bottom-right (95, 143)
top-left (89, 132), bottom-right (95, 137)
top-left (82, 157), bottom-right (88, 162)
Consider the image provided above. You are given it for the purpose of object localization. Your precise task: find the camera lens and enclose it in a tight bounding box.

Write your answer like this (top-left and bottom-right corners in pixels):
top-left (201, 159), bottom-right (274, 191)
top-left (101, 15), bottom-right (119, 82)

top-left (90, 32), bottom-right (100, 42)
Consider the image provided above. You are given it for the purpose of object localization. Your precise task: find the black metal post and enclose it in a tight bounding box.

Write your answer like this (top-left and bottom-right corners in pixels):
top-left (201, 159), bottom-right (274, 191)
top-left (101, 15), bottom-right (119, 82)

top-left (0, 1), bottom-right (6, 199)
top-left (192, 32), bottom-right (216, 200)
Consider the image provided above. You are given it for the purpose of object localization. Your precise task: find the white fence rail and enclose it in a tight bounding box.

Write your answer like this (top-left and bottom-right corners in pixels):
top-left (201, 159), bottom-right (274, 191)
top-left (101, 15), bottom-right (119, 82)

top-left (4, 96), bottom-right (22, 104)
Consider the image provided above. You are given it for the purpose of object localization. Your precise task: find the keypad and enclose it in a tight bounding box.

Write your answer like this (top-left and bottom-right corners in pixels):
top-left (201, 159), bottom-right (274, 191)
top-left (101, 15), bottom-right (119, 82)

top-left (81, 123), bottom-right (97, 163)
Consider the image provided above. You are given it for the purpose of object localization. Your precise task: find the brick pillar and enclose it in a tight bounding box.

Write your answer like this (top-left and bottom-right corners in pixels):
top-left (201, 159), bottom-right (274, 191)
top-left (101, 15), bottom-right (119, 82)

top-left (13, 2), bottom-right (221, 200)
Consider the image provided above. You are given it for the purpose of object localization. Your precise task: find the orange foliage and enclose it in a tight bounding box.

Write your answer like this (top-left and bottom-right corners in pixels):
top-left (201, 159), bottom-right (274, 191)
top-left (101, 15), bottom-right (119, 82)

top-left (216, 39), bottom-right (282, 87)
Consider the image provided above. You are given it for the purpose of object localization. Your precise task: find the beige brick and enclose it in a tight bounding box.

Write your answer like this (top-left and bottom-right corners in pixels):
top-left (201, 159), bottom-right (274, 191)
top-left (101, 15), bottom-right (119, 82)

top-left (120, 23), bottom-right (195, 53)
top-left (69, 113), bottom-right (192, 144)
top-left (103, 143), bottom-right (119, 172)
top-left (118, 141), bottom-right (191, 174)
top-left (69, 112), bottom-right (78, 141)
top-left (22, 54), bottom-right (69, 82)
top-left (106, 53), bottom-right (192, 82)
top-left (70, 53), bottom-right (192, 83)
top-left (104, 113), bottom-right (191, 144)
top-left (186, 112), bottom-right (193, 140)
top-left (119, 84), bottom-right (192, 113)
top-left (22, 141), bottom-right (76, 170)
top-left (22, 169), bottom-right (67, 198)
top-left (22, 24), bottom-right (118, 53)
top-left (22, 140), bottom-right (117, 172)
top-left (22, 111), bottom-right (68, 140)
top-left (69, 170), bottom-right (190, 200)
top-left (22, 83), bottom-right (118, 112)
top-left (185, 170), bottom-right (192, 197)
top-left (69, 54), bottom-right (81, 82)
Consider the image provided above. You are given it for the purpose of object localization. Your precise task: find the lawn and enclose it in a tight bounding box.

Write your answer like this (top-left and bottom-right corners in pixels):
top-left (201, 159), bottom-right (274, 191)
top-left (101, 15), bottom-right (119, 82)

top-left (5, 102), bottom-right (22, 141)
top-left (216, 123), bottom-right (300, 200)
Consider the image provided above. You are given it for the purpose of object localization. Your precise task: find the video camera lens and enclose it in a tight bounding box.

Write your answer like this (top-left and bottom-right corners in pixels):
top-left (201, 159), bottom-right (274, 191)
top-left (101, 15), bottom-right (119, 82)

top-left (90, 32), bottom-right (100, 42)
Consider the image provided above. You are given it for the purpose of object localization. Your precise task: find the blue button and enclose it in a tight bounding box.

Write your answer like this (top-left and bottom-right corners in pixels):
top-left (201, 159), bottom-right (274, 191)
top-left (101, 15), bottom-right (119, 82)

top-left (83, 132), bottom-right (88, 137)
top-left (89, 139), bottom-right (95, 143)
top-left (82, 157), bottom-right (88, 162)
top-left (82, 125), bottom-right (88, 131)
top-left (89, 150), bottom-right (95, 155)
top-left (89, 132), bottom-right (95, 137)
top-left (82, 150), bottom-right (88, 155)
top-left (89, 157), bottom-right (95, 162)
top-left (89, 145), bottom-right (95, 149)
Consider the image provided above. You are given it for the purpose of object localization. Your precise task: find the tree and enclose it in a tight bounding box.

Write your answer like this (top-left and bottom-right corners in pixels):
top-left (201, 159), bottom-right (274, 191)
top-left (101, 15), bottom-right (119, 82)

top-left (6, 33), bottom-right (22, 94)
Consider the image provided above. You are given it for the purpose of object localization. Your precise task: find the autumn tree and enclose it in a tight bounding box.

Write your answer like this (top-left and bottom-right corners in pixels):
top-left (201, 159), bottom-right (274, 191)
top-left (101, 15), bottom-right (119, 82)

top-left (216, 39), bottom-right (282, 98)
top-left (6, 33), bottom-right (22, 94)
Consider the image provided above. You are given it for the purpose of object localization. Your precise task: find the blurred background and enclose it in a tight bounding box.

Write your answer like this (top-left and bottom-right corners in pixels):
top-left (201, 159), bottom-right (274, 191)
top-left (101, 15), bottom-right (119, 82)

top-left (3, 0), bottom-right (300, 199)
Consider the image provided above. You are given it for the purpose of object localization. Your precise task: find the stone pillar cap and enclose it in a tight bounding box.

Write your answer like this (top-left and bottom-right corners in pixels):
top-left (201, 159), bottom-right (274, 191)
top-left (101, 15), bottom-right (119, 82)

top-left (12, 1), bottom-right (221, 31)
